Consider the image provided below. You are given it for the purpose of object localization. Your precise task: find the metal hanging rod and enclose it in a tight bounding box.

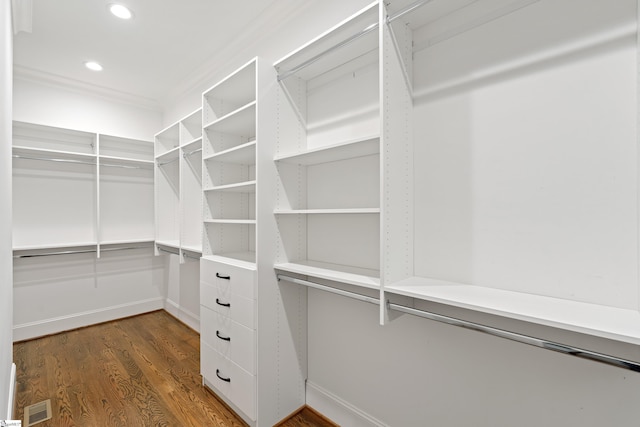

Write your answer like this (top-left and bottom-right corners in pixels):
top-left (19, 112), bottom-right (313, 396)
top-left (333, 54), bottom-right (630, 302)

top-left (387, 0), bottom-right (433, 24)
top-left (100, 162), bottom-right (147, 170)
top-left (157, 247), bottom-right (180, 256)
top-left (157, 157), bottom-right (179, 166)
top-left (183, 252), bottom-right (202, 261)
top-left (277, 274), bottom-right (379, 305)
top-left (276, 274), bottom-right (640, 373)
top-left (183, 148), bottom-right (202, 158)
top-left (13, 245), bottom-right (147, 259)
top-left (13, 154), bottom-right (96, 166)
top-left (276, 0), bottom-right (432, 82)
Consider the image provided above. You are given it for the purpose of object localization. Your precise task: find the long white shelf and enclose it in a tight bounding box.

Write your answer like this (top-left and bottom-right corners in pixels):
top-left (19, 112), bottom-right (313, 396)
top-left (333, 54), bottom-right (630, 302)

top-left (204, 140), bottom-right (256, 164)
top-left (100, 155), bottom-right (154, 168)
top-left (100, 238), bottom-right (155, 246)
top-left (204, 180), bottom-right (256, 193)
top-left (203, 101), bottom-right (256, 137)
top-left (385, 277), bottom-right (640, 345)
top-left (204, 219), bottom-right (257, 225)
top-left (274, 135), bottom-right (380, 165)
top-left (203, 252), bottom-right (256, 269)
top-left (181, 244), bottom-right (203, 254)
top-left (274, 208), bottom-right (380, 214)
top-left (13, 145), bottom-right (97, 162)
top-left (13, 241), bottom-right (98, 251)
top-left (275, 260), bottom-right (380, 290)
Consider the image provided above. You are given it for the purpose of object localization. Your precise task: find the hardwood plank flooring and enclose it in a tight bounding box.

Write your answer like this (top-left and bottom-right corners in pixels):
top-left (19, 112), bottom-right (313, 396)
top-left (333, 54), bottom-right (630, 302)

top-left (13, 310), bottom-right (334, 427)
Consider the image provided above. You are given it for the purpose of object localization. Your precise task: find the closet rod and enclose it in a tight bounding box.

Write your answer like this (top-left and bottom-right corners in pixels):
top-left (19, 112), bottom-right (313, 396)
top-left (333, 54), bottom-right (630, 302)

top-left (276, 0), bottom-right (432, 82)
top-left (12, 154), bottom-right (95, 166)
top-left (183, 252), bottom-right (201, 260)
top-left (100, 162), bottom-right (147, 170)
top-left (13, 246), bottom-right (146, 258)
top-left (276, 274), bottom-right (640, 373)
top-left (277, 274), bottom-right (379, 305)
top-left (157, 157), bottom-right (179, 166)
top-left (157, 247), bottom-right (180, 256)
top-left (183, 148), bottom-right (202, 157)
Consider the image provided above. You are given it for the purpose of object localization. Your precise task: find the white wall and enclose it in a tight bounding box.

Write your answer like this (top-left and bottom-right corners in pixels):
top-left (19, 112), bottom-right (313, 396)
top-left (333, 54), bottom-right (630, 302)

top-left (162, 0), bottom-right (375, 125)
top-left (0, 0), bottom-right (13, 419)
top-left (12, 79), bottom-right (167, 340)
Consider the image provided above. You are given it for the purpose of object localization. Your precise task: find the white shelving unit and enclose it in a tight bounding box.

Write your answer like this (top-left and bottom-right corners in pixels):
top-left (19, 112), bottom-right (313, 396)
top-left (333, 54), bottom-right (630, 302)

top-left (154, 108), bottom-right (203, 263)
top-left (12, 121), bottom-right (154, 258)
top-left (200, 57), bottom-right (306, 426)
top-left (202, 59), bottom-right (257, 265)
top-left (374, 0), bottom-right (640, 343)
top-left (274, 2), bottom-right (381, 290)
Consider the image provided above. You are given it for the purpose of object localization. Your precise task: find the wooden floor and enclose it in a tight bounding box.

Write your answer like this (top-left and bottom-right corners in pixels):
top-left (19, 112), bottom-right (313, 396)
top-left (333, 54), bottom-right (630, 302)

top-left (13, 310), bottom-right (334, 427)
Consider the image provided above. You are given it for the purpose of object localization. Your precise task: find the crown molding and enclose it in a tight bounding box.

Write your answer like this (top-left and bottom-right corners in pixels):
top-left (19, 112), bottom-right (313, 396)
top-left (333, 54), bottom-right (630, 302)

top-left (14, 65), bottom-right (163, 111)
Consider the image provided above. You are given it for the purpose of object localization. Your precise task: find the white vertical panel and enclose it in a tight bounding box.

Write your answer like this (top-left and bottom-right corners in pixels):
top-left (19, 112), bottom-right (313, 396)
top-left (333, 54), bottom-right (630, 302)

top-left (0, 0), bottom-right (12, 419)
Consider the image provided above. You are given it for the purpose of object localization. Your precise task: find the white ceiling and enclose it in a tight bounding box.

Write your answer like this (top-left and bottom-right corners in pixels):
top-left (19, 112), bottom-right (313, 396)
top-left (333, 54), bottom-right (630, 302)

top-left (13, 0), bottom-right (307, 108)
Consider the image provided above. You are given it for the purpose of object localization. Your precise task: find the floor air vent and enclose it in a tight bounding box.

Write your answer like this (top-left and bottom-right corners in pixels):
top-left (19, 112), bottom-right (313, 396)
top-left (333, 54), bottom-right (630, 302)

top-left (24, 399), bottom-right (52, 426)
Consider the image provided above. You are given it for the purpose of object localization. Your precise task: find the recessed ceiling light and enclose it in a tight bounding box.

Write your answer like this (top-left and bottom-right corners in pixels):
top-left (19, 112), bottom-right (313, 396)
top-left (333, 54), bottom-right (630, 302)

top-left (85, 61), bottom-right (103, 71)
top-left (109, 4), bottom-right (133, 20)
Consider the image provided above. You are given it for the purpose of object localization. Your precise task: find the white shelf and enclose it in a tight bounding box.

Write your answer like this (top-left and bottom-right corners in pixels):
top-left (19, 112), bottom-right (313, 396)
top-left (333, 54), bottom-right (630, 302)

top-left (13, 241), bottom-right (97, 251)
top-left (274, 208), bottom-right (379, 214)
top-left (274, 2), bottom-right (379, 82)
top-left (275, 136), bottom-right (380, 165)
top-left (100, 155), bottom-right (154, 169)
top-left (203, 252), bottom-right (256, 269)
top-left (204, 180), bottom-right (256, 193)
top-left (13, 145), bottom-right (97, 162)
top-left (100, 238), bottom-right (154, 246)
top-left (182, 137), bottom-right (203, 151)
top-left (385, 277), bottom-right (640, 345)
top-left (275, 260), bottom-right (380, 289)
top-left (203, 101), bottom-right (256, 137)
top-left (156, 146), bottom-right (180, 163)
top-left (203, 59), bottom-right (256, 108)
top-left (204, 219), bottom-right (257, 225)
top-left (204, 140), bottom-right (256, 164)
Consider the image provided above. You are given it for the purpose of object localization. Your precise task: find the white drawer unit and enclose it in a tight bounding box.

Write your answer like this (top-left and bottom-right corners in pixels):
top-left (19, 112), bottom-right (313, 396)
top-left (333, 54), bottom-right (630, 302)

top-left (201, 342), bottom-right (256, 420)
top-left (201, 258), bottom-right (256, 300)
top-left (200, 280), bottom-right (255, 329)
top-left (201, 306), bottom-right (256, 374)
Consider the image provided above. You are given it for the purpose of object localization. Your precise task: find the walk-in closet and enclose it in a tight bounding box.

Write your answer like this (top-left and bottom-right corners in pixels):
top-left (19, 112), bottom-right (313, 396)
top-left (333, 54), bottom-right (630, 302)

top-left (2, 0), bottom-right (640, 426)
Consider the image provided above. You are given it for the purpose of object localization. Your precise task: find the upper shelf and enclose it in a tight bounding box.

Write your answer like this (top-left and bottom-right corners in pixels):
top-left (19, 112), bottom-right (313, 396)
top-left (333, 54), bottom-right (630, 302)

top-left (274, 2), bottom-right (379, 82)
top-left (13, 121), bottom-right (96, 155)
top-left (385, 276), bottom-right (640, 346)
top-left (203, 101), bottom-right (256, 138)
top-left (13, 145), bottom-right (97, 163)
top-left (204, 140), bottom-right (256, 164)
top-left (203, 59), bottom-right (257, 109)
top-left (275, 135), bottom-right (380, 165)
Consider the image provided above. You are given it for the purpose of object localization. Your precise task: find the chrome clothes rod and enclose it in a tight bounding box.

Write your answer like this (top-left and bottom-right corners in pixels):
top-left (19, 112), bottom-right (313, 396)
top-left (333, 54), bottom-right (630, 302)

top-left (276, 274), bottom-right (640, 373)
top-left (276, 0), bottom-right (432, 82)
top-left (183, 148), bottom-right (202, 157)
top-left (13, 154), bottom-right (96, 166)
top-left (157, 247), bottom-right (180, 256)
top-left (13, 246), bottom-right (146, 258)
top-left (157, 157), bottom-right (179, 166)
top-left (100, 162), bottom-right (147, 170)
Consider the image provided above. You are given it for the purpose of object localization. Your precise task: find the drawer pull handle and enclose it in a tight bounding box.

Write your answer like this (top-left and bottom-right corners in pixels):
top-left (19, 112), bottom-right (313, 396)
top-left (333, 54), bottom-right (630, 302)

top-left (216, 330), bottom-right (231, 341)
top-left (216, 369), bottom-right (231, 383)
top-left (216, 298), bottom-right (231, 307)
top-left (216, 273), bottom-right (231, 280)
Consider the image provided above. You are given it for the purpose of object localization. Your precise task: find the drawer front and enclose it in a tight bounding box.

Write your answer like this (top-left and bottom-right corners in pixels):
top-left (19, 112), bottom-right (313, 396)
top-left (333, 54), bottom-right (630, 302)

top-left (201, 306), bottom-right (255, 374)
top-left (201, 342), bottom-right (256, 420)
top-left (201, 259), bottom-right (255, 300)
top-left (200, 281), bottom-right (255, 329)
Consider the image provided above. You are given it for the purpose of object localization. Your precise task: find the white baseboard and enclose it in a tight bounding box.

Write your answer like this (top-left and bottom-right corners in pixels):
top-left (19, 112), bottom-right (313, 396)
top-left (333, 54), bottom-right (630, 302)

top-left (164, 299), bottom-right (200, 332)
top-left (7, 362), bottom-right (15, 420)
top-left (306, 381), bottom-right (389, 427)
top-left (12, 297), bottom-right (165, 341)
